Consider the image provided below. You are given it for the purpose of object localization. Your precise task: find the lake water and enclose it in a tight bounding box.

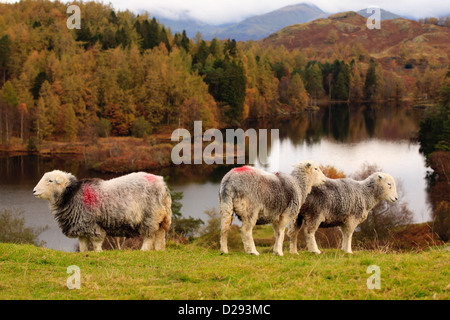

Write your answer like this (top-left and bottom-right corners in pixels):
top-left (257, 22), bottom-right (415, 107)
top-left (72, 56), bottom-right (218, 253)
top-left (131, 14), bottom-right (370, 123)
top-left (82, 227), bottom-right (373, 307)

top-left (0, 102), bottom-right (431, 252)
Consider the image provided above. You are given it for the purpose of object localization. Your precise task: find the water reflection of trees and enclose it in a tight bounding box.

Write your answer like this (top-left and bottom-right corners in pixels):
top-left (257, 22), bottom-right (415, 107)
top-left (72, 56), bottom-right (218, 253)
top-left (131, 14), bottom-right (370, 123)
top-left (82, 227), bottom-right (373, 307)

top-left (263, 102), bottom-right (423, 145)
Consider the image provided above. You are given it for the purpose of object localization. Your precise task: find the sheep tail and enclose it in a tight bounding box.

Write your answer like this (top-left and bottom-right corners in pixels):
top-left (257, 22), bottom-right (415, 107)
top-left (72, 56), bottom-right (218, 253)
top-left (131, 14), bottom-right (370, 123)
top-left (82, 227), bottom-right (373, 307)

top-left (160, 186), bottom-right (172, 232)
top-left (160, 214), bottom-right (171, 232)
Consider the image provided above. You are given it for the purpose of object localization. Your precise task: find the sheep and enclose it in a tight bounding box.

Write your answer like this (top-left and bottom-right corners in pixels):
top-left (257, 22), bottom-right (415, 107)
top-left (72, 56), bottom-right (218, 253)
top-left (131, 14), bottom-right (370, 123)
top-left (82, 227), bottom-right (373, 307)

top-left (219, 160), bottom-right (326, 256)
top-left (33, 170), bottom-right (172, 252)
top-left (287, 172), bottom-right (398, 254)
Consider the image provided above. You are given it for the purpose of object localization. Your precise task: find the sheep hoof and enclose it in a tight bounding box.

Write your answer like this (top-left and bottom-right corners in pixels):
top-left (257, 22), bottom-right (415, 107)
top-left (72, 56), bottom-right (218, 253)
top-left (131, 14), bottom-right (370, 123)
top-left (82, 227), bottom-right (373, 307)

top-left (290, 251), bottom-right (299, 255)
top-left (310, 250), bottom-right (321, 255)
top-left (273, 251), bottom-right (284, 256)
top-left (248, 251), bottom-right (260, 256)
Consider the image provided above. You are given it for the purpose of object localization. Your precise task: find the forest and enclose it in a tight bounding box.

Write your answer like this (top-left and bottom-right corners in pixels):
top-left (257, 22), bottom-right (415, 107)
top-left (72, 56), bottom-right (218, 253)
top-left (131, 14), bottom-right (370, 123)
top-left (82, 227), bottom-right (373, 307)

top-left (0, 0), bottom-right (448, 146)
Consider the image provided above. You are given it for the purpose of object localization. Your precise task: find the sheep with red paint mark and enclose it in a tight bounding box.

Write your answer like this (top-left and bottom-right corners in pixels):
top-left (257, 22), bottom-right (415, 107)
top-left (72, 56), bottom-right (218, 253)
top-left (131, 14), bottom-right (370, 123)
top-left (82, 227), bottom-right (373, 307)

top-left (33, 170), bottom-right (172, 252)
top-left (219, 161), bottom-right (326, 256)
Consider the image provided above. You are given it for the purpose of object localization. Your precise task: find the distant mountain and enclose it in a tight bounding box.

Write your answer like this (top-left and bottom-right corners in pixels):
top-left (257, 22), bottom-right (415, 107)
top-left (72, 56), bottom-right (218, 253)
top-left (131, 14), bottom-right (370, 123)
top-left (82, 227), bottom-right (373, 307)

top-left (153, 3), bottom-right (327, 41)
top-left (262, 11), bottom-right (450, 65)
top-left (356, 8), bottom-right (402, 21)
top-left (209, 3), bottom-right (327, 41)
top-left (156, 17), bottom-right (231, 39)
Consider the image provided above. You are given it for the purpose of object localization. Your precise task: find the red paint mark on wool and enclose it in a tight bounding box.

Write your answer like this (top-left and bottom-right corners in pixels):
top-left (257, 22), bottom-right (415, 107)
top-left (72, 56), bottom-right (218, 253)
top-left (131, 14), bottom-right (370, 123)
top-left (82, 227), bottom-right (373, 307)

top-left (83, 185), bottom-right (98, 208)
top-left (144, 174), bottom-right (157, 183)
top-left (232, 166), bottom-right (254, 173)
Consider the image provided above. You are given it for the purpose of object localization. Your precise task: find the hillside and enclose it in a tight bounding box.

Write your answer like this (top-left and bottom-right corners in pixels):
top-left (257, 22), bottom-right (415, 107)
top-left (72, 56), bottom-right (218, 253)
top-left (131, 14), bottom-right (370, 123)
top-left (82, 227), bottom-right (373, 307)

top-left (262, 11), bottom-right (450, 66)
top-left (356, 8), bottom-right (402, 21)
top-left (0, 242), bottom-right (448, 299)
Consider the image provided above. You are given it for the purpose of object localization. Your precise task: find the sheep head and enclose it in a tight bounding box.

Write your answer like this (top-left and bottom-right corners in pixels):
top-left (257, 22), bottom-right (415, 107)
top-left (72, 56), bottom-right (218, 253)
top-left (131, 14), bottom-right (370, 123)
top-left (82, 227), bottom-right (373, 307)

top-left (373, 172), bottom-right (398, 203)
top-left (292, 160), bottom-right (326, 187)
top-left (33, 170), bottom-right (76, 204)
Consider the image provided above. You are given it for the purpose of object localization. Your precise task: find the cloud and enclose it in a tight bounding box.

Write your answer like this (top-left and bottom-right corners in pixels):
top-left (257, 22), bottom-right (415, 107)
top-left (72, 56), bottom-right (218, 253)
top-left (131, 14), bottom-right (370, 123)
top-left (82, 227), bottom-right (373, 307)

top-left (111, 0), bottom-right (302, 25)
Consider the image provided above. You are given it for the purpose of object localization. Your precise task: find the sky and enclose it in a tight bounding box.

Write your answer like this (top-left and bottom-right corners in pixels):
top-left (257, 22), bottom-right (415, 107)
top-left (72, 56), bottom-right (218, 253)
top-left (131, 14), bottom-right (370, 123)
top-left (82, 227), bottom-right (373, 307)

top-left (1, 0), bottom-right (449, 25)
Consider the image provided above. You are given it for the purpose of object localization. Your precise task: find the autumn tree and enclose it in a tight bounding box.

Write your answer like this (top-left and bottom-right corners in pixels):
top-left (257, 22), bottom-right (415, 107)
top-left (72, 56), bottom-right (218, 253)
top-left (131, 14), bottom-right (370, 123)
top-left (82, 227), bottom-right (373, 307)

top-left (104, 102), bottom-right (133, 136)
top-left (35, 97), bottom-right (52, 142)
top-left (349, 62), bottom-right (364, 101)
top-left (38, 80), bottom-right (60, 136)
top-left (63, 104), bottom-right (78, 142)
top-left (131, 116), bottom-right (151, 138)
top-left (17, 103), bottom-right (28, 143)
top-left (1, 81), bottom-right (18, 144)
top-left (287, 73), bottom-right (309, 110)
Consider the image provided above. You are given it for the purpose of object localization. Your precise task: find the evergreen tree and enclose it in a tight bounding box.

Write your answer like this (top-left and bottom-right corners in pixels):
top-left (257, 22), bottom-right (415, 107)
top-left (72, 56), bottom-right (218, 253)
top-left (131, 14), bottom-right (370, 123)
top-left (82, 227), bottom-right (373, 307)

top-left (205, 59), bottom-right (246, 123)
top-left (102, 27), bottom-right (118, 50)
top-left (333, 70), bottom-right (349, 100)
top-left (305, 63), bottom-right (323, 100)
top-left (192, 40), bottom-right (209, 71)
top-left (0, 35), bottom-right (11, 85)
top-left (209, 37), bottom-right (222, 58)
top-left (147, 18), bottom-right (160, 49)
top-left (31, 72), bottom-right (48, 100)
top-left (364, 60), bottom-right (378, 100)
top-left (224, 39), bottom-right (237, 58)
top-left (75, 21), bottom-right (96, 49)
top-left (180, 30), bottom-right (190, 52)
top-left (159, 26), bottom-right (171, 52)
top-left (115, 26), bottom-right (131, 48)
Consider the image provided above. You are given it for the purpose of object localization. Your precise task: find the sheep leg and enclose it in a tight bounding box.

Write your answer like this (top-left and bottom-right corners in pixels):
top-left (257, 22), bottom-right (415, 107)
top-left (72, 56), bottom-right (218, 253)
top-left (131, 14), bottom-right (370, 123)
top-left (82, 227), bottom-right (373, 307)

top-left (339, 227), bottom-right (345, 251)
top-left (78, 237), bottom-right (89, 252)
top-left (154, 227), bottom-right (166, 251)
top-left (240, 221), bottom-right (259, 255)
top-left (303, 218), bottom-right (322, 254)
top-left (272, 215), bottom-right (290, 256)
top-left (287, 220), bottom-right (302, 255)
top-left (92, 239), bottom-right (103, 252)
top-left (219, 206), bottom-right (234, 254)
top-left (141, 234), bottom-right (155, 251)
top-left (340, 223), bottom-right (355, 254)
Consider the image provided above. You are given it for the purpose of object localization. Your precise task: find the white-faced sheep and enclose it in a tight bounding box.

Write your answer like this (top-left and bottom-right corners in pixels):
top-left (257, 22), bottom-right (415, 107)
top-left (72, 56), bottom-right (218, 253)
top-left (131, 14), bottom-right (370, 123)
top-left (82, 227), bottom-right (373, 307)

top-left (33, 170), bottom-right (172, 252)
top-left (219, 160), bottom-right (326, 256)
top-left (287, 172), bottom-right (398, 254)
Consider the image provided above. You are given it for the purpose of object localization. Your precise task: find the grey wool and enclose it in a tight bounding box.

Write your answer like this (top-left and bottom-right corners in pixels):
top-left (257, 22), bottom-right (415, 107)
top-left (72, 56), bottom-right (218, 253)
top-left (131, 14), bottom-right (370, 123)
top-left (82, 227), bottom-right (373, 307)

top-left (287, 172), bottom-right (398, 254)
top-left (33, 170), bottom-right (172, 252)
top-left (219, 160), bottom-right (326, 256)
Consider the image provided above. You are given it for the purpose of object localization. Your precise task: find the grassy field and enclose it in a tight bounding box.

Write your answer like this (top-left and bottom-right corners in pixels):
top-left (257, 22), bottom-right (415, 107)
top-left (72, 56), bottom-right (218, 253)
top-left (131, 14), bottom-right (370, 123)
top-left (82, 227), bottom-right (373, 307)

top-left (0, 242), bottom-right (448, 300)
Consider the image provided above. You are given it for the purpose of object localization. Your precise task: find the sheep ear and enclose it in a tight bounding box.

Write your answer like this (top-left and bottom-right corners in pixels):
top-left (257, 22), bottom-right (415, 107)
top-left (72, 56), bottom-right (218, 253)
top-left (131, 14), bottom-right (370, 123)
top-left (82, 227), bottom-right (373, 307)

top-left (55, 176), bottom-right (64, 184)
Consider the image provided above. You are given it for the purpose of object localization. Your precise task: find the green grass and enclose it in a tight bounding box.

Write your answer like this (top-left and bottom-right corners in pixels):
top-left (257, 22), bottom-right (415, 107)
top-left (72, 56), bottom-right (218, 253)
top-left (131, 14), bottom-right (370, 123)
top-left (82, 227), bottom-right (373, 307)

top-left (0, 242), bottom-right (448, 300)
